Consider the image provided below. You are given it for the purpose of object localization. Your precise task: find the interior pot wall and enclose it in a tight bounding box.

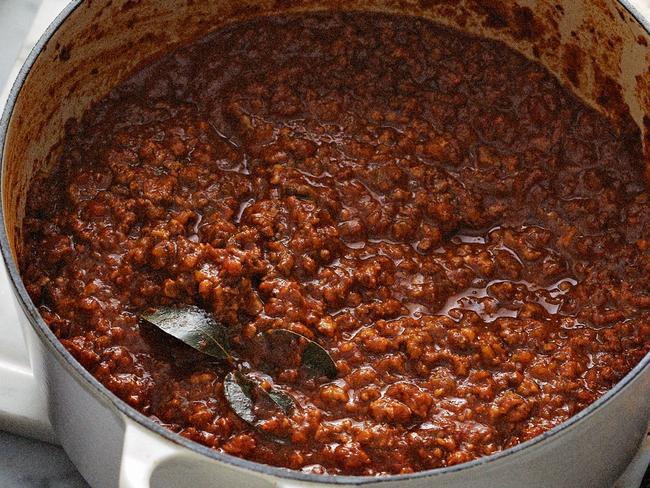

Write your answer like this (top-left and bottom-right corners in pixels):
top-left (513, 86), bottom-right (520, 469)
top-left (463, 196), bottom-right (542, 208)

top-left (3, 0), bottom-right (650, 260)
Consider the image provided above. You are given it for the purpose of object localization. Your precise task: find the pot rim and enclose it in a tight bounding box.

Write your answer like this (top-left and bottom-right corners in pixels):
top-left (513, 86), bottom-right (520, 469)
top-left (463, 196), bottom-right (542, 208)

top-left (1, 0), bottom-right (649, 485)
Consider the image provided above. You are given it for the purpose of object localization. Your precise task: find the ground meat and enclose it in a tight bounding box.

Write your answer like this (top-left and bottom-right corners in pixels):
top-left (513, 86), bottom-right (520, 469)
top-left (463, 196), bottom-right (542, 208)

top-left (21, 12), bottom-right (650, 476)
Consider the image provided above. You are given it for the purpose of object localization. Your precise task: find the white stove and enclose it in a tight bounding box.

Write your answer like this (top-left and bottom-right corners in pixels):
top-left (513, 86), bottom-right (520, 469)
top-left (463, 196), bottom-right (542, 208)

top-left (0, 1), bottom-right (647, 487)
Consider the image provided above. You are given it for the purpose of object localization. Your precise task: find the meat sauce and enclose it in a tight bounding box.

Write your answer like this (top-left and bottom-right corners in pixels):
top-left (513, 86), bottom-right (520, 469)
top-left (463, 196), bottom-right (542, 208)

top-left (22, 12), bottom-right (650, 475)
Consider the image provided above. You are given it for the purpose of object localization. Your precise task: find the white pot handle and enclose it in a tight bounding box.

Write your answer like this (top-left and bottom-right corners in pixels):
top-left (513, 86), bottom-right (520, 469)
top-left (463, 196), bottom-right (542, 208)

top-left (0, 265), bottom-right (53, 442)
top-left (119, 421), bottom-right (181, 488)
top-left (614, 426), bottom-right (650, 488)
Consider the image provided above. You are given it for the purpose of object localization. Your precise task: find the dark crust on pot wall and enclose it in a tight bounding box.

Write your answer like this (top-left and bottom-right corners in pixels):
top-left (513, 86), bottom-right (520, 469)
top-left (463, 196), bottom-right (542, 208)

top-left (20, 12), bottom-right (650, 476)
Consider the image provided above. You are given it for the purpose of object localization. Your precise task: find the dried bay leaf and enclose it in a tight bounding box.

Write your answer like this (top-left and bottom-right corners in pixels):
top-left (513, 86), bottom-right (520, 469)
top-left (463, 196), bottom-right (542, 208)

top-left (141, 305), bottom-right (231, 362)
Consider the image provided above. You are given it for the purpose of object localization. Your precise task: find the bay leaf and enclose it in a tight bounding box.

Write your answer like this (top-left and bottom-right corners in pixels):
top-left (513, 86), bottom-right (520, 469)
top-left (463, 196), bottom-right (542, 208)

top-left (141, 305), bottom-right (231, 362)
top-left (223, 371), bottom-right (295, 443)
top-left (267, 329), bottom-right (337, 379)
top-left (223, 371), bottom-right (256, 424)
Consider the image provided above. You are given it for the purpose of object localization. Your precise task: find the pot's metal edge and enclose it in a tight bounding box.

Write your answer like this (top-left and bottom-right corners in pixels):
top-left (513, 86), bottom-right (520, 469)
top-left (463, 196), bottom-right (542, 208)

top-left (0, 0), bottom-right (649, 486)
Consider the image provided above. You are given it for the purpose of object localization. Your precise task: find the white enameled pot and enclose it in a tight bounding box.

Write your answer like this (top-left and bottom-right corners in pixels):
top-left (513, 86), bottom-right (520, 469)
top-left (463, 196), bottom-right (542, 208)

top-left (1, 1), bottom-right (650, 487)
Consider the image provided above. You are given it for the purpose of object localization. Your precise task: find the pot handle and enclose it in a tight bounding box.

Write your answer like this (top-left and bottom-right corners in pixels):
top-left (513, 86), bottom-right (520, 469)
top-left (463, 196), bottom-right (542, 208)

top-left (0, 265), bottom-right (53, 442)
top-left (614, 427), bottom-right (650, 488)
top-left (118, 421), bottom-right (180, 488)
